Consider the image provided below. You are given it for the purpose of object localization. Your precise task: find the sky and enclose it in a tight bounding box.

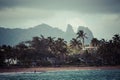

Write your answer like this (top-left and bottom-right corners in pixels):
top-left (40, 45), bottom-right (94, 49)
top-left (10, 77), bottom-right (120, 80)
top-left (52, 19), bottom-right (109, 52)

top-left (0, 0), bottom-right (120, 40)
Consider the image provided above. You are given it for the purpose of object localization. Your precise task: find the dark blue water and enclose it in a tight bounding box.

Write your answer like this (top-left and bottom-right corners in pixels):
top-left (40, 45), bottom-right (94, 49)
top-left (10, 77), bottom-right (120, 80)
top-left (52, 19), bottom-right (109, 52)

top-left (0, 69), bottom-right (120, 80)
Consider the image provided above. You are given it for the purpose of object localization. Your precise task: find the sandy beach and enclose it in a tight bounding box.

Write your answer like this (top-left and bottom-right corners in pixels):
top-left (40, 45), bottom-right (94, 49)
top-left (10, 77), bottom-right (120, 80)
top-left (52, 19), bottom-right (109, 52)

top-left (0, 66), bottom-right (120, 73)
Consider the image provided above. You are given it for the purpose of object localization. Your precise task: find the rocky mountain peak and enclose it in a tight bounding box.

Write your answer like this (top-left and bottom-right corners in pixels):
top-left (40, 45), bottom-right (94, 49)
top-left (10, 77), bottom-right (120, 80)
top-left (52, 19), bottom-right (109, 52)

top-left (0, 24), bottom-right (94, 45)
top-left (66, 24), bottom-right (74, 33)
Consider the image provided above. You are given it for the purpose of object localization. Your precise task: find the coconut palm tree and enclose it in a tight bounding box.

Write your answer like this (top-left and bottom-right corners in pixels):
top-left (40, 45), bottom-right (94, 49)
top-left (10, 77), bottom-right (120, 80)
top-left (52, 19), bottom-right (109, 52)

top-left (70, 38), bottom-right (82, 49)
top-left (76, 30), bottom-right (87, 49)
top-left (70, 38), bottom-right (82, 54)
top-left (54, 38), bottom-right (68, 62)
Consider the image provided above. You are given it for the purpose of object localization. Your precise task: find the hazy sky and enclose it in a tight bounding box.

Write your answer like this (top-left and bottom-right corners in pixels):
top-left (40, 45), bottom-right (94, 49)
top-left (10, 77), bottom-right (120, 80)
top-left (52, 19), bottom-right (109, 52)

top-left (0, 0), bottom-right (120, 39)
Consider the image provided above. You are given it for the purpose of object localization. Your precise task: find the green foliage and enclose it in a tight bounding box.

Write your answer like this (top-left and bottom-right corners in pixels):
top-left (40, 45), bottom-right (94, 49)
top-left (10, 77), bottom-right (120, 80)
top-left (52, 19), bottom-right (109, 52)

top-left (76, 30), bottom-right (87, 48)
top-left (0, 34), bottom-right (120, 68)
top-left (97, 34), bottom-right (120, 65)
top-left (69, 38), bottom-right (82, 54)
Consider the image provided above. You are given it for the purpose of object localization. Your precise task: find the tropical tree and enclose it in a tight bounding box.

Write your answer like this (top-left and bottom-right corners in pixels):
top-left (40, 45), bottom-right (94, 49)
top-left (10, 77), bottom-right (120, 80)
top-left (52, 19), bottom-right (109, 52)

top-left (25, 35), bottom-right (57, 66)
top-left (76, 30), bottom-right (87, 49)
top-left (47, 36), bottom-right (56, 53)
top-left (112, 34), bottom-right (120, 48)
top-left (15, 42), bottom-right (30, 67)
top-left (53, 38), bottom-right (68, 63)
top-left (70, 38), bottom-right (82, 49)
top-left (97, 34), bottom-right (120, 65)
top-left (91, 38), bottom-right (99, 47)
top-left (112, 34), bottom-right (120, 65)
top-left (69, 38), bottom-right (82, 54)
top-left (0, 45), bottom-right (16, 67)
top-left (29, 36), bottom-right (41, 50)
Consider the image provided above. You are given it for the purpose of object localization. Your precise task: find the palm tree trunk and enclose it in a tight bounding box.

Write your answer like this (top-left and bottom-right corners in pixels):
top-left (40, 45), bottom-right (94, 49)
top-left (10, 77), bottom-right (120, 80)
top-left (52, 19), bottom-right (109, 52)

top-left (82, 38), bottom-right (85, 49)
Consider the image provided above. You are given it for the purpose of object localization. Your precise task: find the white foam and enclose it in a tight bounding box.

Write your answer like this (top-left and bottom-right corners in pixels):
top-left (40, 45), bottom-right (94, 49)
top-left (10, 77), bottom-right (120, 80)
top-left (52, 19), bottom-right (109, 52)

top-left (0, 71), bottom-right (43, 75)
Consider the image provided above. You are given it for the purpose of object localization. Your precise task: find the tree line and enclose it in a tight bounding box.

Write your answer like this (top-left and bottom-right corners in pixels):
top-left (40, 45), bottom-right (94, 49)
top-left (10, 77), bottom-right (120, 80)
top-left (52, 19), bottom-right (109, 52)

top-left (0, 30), bottom-right (120, 68)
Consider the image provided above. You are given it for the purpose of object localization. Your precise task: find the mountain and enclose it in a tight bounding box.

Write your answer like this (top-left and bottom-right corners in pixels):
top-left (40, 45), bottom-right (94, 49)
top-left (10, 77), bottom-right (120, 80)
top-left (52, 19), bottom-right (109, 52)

top-left (64, 24), bottom-right (76, 42)
top-left (0, 23), bottom-right (94, 45)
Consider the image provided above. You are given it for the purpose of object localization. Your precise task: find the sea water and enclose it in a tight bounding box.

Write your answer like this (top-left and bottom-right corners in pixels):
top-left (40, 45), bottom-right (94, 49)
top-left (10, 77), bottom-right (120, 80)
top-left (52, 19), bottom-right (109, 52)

top-left (0, 69), bottom-right (120, 80)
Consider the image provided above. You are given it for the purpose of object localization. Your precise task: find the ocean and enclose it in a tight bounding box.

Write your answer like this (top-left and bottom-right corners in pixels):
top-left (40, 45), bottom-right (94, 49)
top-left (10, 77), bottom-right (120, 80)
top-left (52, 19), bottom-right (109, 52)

top-left (0, 69), bottom-right (120, 80)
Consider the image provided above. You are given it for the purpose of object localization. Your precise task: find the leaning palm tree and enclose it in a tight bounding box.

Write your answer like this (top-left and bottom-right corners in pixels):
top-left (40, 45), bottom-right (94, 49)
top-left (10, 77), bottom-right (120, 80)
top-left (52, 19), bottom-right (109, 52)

top-left (76, 30), bottom-right (87, 49)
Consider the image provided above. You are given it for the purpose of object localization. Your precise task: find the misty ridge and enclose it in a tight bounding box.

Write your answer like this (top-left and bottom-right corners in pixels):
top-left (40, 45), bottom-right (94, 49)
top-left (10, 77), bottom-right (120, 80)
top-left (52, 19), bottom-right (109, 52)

top-left (0, 23), bottom-right (93, 45)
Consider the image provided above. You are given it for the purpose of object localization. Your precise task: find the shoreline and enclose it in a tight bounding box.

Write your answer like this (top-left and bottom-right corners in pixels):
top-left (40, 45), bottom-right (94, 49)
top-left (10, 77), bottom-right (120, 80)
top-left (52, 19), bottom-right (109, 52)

top-left (0, 66), bottom-right (120, 73)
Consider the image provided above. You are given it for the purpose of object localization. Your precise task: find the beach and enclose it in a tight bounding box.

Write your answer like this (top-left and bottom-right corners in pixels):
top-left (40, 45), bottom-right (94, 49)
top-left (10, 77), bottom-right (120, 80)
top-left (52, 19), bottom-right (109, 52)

top-left (0, 66), bottom-right (120, 73)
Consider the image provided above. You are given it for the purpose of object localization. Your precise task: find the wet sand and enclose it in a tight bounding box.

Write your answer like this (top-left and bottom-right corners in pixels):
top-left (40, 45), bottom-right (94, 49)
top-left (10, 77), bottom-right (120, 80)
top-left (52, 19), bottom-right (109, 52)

top-left (0, 66), bottom-right (120, 73)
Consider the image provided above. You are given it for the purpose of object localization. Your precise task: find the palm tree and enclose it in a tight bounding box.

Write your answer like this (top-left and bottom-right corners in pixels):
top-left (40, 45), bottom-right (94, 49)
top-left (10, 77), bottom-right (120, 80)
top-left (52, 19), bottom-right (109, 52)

top-left (54, 38), bottom-right (68, 62)
top-left (47, 37), bottom-right (56, 56)
top-left (31, 36), bottom-right (41, 50)
top-left (112, 34), bottom-right (120, 44)
top-left (76, 30), bottom-right (87, 49)
top-left (70, 38), bottom-right (82, 52)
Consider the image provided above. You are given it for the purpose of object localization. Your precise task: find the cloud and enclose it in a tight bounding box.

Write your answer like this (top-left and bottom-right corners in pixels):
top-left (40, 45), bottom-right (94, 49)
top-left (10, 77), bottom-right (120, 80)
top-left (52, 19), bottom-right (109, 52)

top-left (0, 0), bottom-right (120, 39)
top-left (0, 0), bottom-right (120, 13)
top-left (87, 14), bottom-right (120, 39)
top-left (0, 7), bottom-right (55, 28)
